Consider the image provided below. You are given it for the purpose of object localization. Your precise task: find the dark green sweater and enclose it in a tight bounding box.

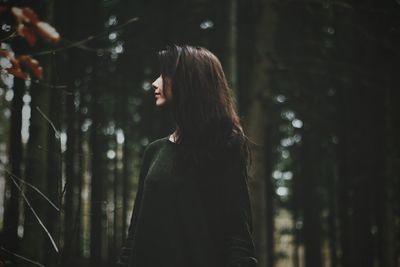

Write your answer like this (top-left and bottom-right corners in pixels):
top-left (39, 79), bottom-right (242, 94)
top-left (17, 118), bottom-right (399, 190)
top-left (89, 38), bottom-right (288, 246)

top-left (118, 136), bottom-right (258, 267)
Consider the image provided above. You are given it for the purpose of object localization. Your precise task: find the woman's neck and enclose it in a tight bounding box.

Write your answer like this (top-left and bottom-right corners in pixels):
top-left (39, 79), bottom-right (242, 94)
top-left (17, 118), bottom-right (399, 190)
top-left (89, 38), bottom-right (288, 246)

top-left (169, 130), bottom-right (178, 143)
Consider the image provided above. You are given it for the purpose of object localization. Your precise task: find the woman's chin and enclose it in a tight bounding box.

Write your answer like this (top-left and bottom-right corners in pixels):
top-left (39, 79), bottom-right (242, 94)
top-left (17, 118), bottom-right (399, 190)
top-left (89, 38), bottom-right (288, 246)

top-left (155, 100), bottom-right (165, 107)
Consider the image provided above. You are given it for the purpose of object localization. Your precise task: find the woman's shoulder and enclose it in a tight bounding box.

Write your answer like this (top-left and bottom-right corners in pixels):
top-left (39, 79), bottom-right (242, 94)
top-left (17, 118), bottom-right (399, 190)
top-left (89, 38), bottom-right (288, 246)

top-left (144, 136), bottom-right (170, 154)
top-left (148, 135), bottom-right (170, 147)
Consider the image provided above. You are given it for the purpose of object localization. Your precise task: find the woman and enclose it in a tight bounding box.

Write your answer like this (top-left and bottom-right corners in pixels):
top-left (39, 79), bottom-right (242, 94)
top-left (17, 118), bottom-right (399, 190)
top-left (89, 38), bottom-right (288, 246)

top-left (118, 45), bottom-right (258, 267)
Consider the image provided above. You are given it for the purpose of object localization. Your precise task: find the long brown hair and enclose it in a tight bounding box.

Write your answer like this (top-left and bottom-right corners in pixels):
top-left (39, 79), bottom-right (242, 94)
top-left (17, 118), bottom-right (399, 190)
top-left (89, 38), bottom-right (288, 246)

top-left (158, 45), bottom-right (250, 173)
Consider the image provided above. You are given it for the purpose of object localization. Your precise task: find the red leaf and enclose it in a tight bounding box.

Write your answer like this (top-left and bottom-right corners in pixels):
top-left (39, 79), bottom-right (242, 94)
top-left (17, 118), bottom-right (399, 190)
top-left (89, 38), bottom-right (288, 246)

top-left (11, 7), bottom-right (39, 24)
top-left (0, 52), bottom-right (40, 80)
top-left (6, 57), bottom-right (28, 80)
top-left (16, 24), bottom-right (37, 46)
top-left (7, 65), bottom-right (28, 80)
top-left (11, 7), bottom-right (27, 23)
top-left (22, 7), bottom-right (39, 24)
top-left (34, 21), bottom-right (60, 43)
top-left (18, 55), bottom-right (43, 80)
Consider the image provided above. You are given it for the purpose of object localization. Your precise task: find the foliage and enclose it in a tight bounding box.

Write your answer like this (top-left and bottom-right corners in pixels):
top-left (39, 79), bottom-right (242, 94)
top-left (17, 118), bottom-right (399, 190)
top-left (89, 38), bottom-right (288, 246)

top-left (0, 6), bottom-right (60, 81)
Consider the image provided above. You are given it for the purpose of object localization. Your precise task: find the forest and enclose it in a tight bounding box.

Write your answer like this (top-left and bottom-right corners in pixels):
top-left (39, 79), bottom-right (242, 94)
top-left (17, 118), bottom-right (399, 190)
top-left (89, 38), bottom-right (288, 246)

top-left (0, 0), bottom-right (399, 266)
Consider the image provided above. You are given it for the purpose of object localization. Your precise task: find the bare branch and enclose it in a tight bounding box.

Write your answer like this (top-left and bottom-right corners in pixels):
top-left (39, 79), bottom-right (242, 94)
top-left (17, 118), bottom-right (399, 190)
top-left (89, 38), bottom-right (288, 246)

top-left (0, 246), bottom-right (45, 267)
top-left (30, 16), bottom-right (139, 56)
top-left (36, 106), bottom-right (61, 139)
top-left (0, 31), bottom-right (17, 42)
top-left (34, 79), bottom-right (68, 89)
top-left (8, 174), bottom-right (59, 253)
top-left (4, 169), bottom-right (60, 211)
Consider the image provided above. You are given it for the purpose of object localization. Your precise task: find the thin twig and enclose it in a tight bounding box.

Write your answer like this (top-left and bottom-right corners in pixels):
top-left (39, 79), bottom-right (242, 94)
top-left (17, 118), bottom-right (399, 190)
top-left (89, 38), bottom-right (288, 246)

top-left (36, 106), bottom-right (61, 139)
top-left (0, 246), bottom-right (45, 267)
top-left (60, 180), bottom-right (68, 203)
top-left (29, 16), bottom-right (139, 57)
top-left (31, 35), bottom-right (97, 56)
top-left (8, 175), bottom-right (59, 253)
top-left (34, 79), bottom-right (68, 89)
top-left (4, 169), bottom-right (60, 211)
top-left (0, 31), bottom-right (17, 42)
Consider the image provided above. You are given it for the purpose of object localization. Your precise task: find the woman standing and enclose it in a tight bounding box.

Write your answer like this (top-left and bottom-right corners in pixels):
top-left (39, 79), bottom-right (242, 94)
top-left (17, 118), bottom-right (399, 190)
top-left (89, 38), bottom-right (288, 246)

top-left (118, 45), bottom-right (258, 267)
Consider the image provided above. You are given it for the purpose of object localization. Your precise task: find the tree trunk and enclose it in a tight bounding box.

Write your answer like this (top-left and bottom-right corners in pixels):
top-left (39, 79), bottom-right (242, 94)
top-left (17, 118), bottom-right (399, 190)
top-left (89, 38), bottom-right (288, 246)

top-left (299, 128), bottom-right (322, 267)
top-left (242, 0), bottom-right (278, 266)
top-left (377, 84), bottom-right (396, 267)
top-left (3, 77), bottom-right (25, 254)
top-left (226, 0), bottom-right (238, 95)
top-left (336, 83), bottom-right (352, 267)
top-left (45, 64), bottom-right (62, 266)
top-left (22, 47), bottom-right (52, 267)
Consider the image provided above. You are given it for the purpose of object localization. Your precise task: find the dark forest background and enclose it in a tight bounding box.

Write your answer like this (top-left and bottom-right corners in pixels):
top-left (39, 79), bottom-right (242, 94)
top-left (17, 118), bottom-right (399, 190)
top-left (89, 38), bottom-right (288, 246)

top-left (0, 0), bottom-right (399, 266)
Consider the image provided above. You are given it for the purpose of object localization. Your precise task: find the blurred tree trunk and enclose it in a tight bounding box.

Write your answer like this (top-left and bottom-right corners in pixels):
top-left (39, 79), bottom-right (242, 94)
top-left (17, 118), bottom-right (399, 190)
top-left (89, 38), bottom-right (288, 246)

top-left (299, 128), bottom-right (322, 267)
top-left (111, 143), bottom-right (121, 262)
top-left (336, 83), bottom-right (352, 267)
top-left (3, 19), bottom-right (29, 256)
top-left (264, 113), bottom-right (275, 267)
top-left (62, 59), bottom-right (80, 262)
top-left (241, 0), bottom-right (277, 266)
top-left (337, 84), bottom-right (375, 267)
top-left (75, 99), bottom-right (85, 258)
top-left (376, 72), bottom-right (396, 267)
top-left (22, 0), bottom-right (55, 263)
top-left (353, 90), bottom-right (375, 267)
top-left (327, 161), bottom-right (338, 267)
top-left (90, 65), bottom-right (109, 267)
top-left (45, 55), bottom-right (62, 267)
top-left (119, 55), bottom-right (143, 241)
top-left (43, 2), bottom-right (65, 266)
top-left (388, 76), bottom-right (400, 266)
top-left (370, 4), bottom-right (397, 266)
top-left (291, 146), bottom-right (302, 267)
top-left (226, 0), bottom-right (238, 94)
top-left (53, 0), bottom-right (83, 264)
top-left (122, 130), bottom-right (133, 239)
top-left (3, 77), bottom-right (25, 254)
top-left (111, 74), bottom-right (125, 261)
top-left (22, 43), bottom-right (51, 267)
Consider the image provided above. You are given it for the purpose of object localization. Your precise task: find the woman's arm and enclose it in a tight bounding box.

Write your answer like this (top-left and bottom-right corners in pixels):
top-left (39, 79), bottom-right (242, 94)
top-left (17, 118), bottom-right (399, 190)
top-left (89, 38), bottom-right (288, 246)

top-left (220, 143), bottom-right (258, 267)
top-left (117, 146), bottom-right (152, 267)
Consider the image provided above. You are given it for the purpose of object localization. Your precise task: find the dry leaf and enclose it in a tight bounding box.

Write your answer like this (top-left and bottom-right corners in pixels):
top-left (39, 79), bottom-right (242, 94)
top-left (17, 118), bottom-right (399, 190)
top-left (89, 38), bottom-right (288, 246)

top-left (35, 22), bottom-right (60, 43)
top-left (11, 7), bottom-right (27, 23)
top-left (11, 7), bottom-right (39, 24)
top-left (18, 55), bottom-right (43, 80)
top-left (22, 7), bottom-right (39, 24)
top-left (16, 24), bottom-right (37, 46)
top-left (6, 57), bottom-right (28, 80)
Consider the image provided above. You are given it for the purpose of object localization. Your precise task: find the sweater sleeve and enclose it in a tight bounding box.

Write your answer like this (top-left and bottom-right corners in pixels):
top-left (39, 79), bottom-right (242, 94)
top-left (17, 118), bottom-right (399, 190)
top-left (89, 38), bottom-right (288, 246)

top-left (219, 144), bottom-right (258, 267)
top-left (117, 146), bottom-right (152, 267)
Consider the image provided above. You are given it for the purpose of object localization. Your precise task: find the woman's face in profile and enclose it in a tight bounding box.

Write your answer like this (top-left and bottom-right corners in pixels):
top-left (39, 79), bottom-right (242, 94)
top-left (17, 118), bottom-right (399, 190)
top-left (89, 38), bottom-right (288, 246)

top-left (152, 75), bottom-right (172, 106)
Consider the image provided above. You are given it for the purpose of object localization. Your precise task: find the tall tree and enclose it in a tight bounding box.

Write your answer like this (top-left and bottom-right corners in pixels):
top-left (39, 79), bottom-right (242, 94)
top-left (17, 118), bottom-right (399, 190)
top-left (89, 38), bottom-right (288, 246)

top-left (240, 0), bottom-right (277, 266)
top-left (3, 75), bottom-right (25, 254)
top-left (22, 0), bottom-right (56, 263)
top-left (88, 6), bottom-right (109, 265)
top-left (2, 10), bottom-right (29, 254)
top-left (45, 54), bottom-right (62, 267)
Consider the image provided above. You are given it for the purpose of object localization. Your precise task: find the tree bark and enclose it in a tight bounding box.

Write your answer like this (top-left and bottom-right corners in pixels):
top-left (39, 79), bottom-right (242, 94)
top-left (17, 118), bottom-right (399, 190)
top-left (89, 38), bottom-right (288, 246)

top-left (22, 46), bottom-right (52, 267)
top-left (241, 0), bottom-right (278, 266)
top-left (3, 77), bottom-right (24, 254)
